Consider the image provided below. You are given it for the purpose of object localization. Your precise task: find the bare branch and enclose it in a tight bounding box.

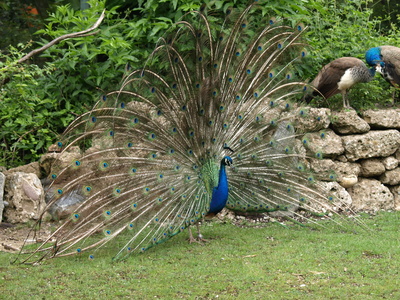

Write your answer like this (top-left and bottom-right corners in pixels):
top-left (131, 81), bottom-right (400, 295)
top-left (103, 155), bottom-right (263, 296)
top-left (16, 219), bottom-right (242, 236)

top-left (17, 9), bottom-right (106, 64)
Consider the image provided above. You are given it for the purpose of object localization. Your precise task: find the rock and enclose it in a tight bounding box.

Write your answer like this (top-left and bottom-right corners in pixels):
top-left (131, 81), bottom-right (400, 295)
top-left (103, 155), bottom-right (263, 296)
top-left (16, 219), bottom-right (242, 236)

top-left (48, 143), bottom-right (63, 152)
top-left (389, 186), bottom-right (400, 210)
top-left (363, 109), bottom-right (400, 129)
top-left (340, 175), bottom-right (358, 188)
top-left (334, 161), bottom-right (362, 177)
top-left (293, 107), bottom-right (331, 132)
top-left (302, 129), bottom-right (344, 158)
top-left (46, 146), bottom-right (82, 185)
top-left (308, 159), bottom-right (335, 181)
top-left (336, 155), bottom-right (348, 163)
top-left (359, 159), bottom-right (386, 177)
top-left (5, 162), bottom-right (41, 179)
top-left (39, 152), bottom-right (60, 176)
top-left (382, 156), bottom-right (399, 170)
top-left (331, 110), bottom-right (370, 134)
top-left (309, 159), bottom-right (335, 173)
top-left (3, 172), bottom-right (46, 223)
top-left (380, 168), bottom-right (400, 185)
top-left (294, 139), bottom-right (307, 159)
top-left (0, 173), bottom-right (5, 223)
top-left (348, 178), bottom-right (394, 211)
top-left (46, 187), bottom-right (85, 220)
top-left (52, 146), bottom-right (81, 168)
top-left (342, 130), bottom-right (400, 162)
top-left (323, 181), bottom-right (352, 210)
top-left (310, 159), bottom-right (361, 184)
top-left (217, 208), bottom-right (236, 221)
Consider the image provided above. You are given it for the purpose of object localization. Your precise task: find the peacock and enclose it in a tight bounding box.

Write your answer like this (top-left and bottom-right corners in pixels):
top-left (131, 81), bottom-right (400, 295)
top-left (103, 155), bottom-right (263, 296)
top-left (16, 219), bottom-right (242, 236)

top-left (365, 46), bottom-right (400, 88)
top-left (16, 4), bottom-right (360, 264)
top-left (305, 57), bottom-right (376, 108)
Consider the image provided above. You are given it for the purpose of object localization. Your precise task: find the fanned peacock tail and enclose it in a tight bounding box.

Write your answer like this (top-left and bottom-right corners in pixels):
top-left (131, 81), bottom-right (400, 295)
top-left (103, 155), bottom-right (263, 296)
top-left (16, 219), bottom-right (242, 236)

top-left (17, 3), bottom-right (357, 264)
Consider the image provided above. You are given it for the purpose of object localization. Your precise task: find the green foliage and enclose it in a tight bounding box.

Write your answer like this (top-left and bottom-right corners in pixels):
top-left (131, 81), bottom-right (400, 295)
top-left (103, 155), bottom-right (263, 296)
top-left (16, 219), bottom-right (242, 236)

top-left (0, 44), bottom-right (62, 167)
top-left (34, 1), bottom-right (134, 112)
top-left (0, 0), bottom-right (242, 168)
top-left (2, 0), bottom-right (400, 167)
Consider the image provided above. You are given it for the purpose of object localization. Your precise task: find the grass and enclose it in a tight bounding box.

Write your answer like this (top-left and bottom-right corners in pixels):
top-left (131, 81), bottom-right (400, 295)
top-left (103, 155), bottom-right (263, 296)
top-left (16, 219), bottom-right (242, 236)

top-left (1, 211), bottom-right (399, 299)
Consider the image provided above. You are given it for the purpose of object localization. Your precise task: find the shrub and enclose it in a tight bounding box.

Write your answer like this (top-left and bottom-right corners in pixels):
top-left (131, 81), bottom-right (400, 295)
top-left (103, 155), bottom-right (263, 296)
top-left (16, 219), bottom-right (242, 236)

top-left (1, 0), bottom-right (400, 168)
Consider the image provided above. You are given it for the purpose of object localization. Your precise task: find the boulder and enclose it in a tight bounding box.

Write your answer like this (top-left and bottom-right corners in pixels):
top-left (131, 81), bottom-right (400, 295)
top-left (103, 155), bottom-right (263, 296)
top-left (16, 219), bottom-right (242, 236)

top-left (5, 162), bottom-right (41, 179)
top-left (348, 178), bottom-right (394, 211)
top-left (39, 152), bottom-right (60, 176)
top-left (45, 146), bottom-right (83, 185)
top-left (342, 130), bottom-right (400, 161)
top-left (310, 159), bottom-right (360, 186)
top-left (339, 175), bottom-right (358, 188)
top-left (293, 107), bottom-right (331, 132)
top-left (3, 172), bottom-right (45, 223)
top-left (380, 168), bottom-right (400, 185)
top-left (359, 159), bottom-right (386, 177)
top-left (331, 110), bottom-right (370, 134)
top-left (46, 188), bottom-right (85, 220)
top-left (297, 181), bottom-right (351, 213)
top-left (322, 181), bottom-right (352, 211)
top-left (363, 109), bottom-right (400, 129)
top-left (302, 129), bottom-right (344, 158)
top-left (382, 156), bottom-right (399, 170)
top-left (389, 185), bottom-right (400, 211)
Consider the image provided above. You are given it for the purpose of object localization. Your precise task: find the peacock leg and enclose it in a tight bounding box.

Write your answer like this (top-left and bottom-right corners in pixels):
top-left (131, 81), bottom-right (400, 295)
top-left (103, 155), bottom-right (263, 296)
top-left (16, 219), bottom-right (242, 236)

top-left (188, 222), bottom-right (208, 244)
top-left (188, 226), bottom-right (198, 243)
top-left (196, 222), bottom-right (208, 243)
top-left (342, 91), bottom-right (350, 108)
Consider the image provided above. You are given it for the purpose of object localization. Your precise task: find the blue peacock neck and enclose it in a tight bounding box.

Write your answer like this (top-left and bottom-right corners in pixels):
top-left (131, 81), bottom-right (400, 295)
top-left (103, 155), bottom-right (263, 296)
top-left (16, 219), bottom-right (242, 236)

top-left (369, 67), bottom-right (376, 77)
top-left (366, 47), bottom-right (383, 67)
top-left (208, 156), bottom-right (232, 214)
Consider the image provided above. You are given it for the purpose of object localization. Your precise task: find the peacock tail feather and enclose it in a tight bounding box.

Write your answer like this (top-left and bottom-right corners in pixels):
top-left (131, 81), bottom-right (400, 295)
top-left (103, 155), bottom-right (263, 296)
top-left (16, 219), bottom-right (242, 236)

top-left (17, 3), bottom-right (357, 264)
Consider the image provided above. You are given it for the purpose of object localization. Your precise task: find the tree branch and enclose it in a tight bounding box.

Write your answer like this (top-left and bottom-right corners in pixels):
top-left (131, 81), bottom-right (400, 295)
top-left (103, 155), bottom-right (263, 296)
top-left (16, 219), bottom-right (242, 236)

top-left (17, 9), bottom-right (106, 64)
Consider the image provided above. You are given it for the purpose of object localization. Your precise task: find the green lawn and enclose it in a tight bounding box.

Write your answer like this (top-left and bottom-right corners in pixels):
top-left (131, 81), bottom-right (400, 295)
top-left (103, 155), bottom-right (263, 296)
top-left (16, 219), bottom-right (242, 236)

top-left (1, 212), bottom-right (399, 299)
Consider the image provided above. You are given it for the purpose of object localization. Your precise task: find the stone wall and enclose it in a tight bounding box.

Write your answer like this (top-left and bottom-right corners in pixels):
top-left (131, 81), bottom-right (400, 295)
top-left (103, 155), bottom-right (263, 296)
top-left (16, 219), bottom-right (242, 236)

top-left (299, 108), bottom-right (400, 212)
top-left (1, 108), bottom-right (400, 223)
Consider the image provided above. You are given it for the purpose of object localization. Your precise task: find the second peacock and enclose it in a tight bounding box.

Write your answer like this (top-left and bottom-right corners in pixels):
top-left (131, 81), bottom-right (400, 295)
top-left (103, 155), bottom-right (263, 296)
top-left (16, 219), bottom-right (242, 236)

top-left (17, 4), bottom-right (356, 263)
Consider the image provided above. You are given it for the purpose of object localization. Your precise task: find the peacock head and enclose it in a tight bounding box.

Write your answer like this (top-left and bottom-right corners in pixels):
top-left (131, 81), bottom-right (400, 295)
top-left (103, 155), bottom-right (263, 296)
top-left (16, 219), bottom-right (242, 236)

top-left (222, 156), bottom-right (233, 166)
top-left (365, 47), bottom-right (384, 67)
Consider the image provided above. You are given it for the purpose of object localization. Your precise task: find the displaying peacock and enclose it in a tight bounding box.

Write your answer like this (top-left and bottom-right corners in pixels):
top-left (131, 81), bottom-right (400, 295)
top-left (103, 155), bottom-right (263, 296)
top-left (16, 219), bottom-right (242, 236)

top-left (305, 57), bottom-right (376, 108)
top-left (16, 4), bottom-right (360, 264)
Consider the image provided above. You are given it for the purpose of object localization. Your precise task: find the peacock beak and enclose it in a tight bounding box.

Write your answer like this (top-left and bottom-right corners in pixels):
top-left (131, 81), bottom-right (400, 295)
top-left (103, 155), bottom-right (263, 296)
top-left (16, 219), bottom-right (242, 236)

top-left (375, 65), bottom-right (383, 75)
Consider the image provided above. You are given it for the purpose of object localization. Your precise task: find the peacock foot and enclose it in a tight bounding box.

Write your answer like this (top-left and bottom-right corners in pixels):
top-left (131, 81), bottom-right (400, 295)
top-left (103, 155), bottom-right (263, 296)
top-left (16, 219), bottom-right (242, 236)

top-left (188, 236), bottom-right (209, 244)
top-left (188, 228), bottom-right (208, 244)
top-left (195, 233), bottom-right (209, 243)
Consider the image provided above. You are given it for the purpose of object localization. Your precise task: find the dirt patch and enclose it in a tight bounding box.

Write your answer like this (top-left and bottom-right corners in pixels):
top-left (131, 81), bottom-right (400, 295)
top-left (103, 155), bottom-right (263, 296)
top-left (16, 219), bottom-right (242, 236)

top-left (0, 223), bottom-right (52, 253)
top-left (0, 224), bottom-right (31, 252)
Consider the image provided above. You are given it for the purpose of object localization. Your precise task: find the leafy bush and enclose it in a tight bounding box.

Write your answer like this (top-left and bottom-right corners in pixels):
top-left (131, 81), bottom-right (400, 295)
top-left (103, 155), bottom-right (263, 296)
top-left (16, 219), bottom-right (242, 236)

top-left (0, 44), bottom-right (59, 166)
top-left (1, 0), bottom-right (400, 168)
top-left (0, 0), bottom-right (235, 168)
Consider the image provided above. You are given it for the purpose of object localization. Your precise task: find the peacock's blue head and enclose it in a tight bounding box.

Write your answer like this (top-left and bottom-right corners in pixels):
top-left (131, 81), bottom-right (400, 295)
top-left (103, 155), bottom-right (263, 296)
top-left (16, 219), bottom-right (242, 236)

top-left (365, 47), bottom-right (384, 67)
top-left (222, 156), bottom-right (233, 166)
